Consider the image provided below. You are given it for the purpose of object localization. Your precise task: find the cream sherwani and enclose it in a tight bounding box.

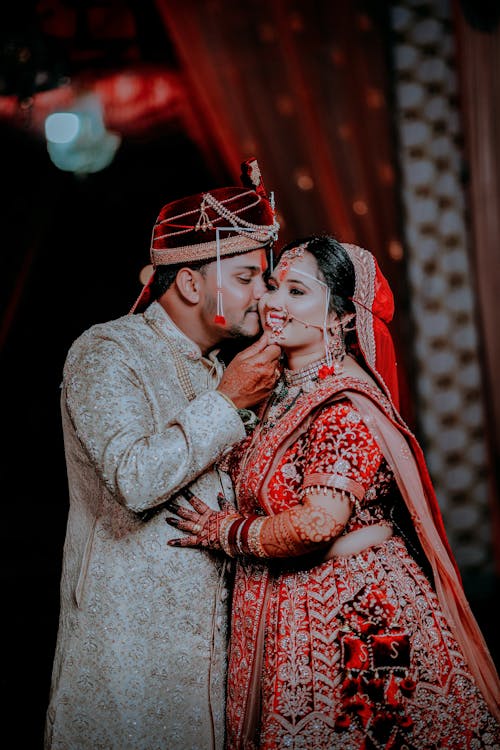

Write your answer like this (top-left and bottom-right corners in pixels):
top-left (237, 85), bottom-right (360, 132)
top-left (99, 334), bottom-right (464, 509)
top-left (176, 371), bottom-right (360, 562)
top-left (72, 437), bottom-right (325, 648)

top-left (44, 302), bottom-right (246, 750)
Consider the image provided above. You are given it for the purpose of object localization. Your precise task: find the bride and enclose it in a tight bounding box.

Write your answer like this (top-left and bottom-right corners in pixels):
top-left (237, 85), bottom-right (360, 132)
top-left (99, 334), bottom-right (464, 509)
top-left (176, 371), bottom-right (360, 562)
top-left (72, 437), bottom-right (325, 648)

top-left (168, 235), bottom-right (500, 749)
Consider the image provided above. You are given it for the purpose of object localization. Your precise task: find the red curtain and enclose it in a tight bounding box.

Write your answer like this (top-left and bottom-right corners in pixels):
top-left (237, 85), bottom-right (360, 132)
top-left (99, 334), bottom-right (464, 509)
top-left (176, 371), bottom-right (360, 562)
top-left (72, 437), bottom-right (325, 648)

top-left (156, 0), bottom-right (415, 424)
top-left (453, 1), bottom-right (500, 572)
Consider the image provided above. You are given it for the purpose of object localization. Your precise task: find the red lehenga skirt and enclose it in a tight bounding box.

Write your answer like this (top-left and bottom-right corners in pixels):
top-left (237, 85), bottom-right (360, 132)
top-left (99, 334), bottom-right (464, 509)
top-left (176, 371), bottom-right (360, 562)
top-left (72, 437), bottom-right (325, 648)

top-left (224, 382), bottom-right (500, 749)
top-left (226, 536), bottom-right (500, 749)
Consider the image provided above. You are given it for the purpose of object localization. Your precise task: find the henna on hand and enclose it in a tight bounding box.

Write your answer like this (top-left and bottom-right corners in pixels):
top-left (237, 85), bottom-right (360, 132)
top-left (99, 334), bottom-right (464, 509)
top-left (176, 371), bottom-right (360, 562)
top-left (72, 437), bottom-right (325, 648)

top-left (167, 490), bottom-right (240, 551)
top-left (167, 487), bottom-right (350, 561)
top-left (258, 503), bottom-right (346, 557)
top-left (217, 333), bottom-right (281, 409)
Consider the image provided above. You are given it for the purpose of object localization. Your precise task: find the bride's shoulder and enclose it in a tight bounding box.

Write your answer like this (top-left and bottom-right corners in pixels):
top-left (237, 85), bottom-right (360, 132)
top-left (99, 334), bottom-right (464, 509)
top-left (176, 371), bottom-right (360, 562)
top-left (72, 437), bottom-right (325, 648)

top-left (341, 355), bottom-right (380, 389)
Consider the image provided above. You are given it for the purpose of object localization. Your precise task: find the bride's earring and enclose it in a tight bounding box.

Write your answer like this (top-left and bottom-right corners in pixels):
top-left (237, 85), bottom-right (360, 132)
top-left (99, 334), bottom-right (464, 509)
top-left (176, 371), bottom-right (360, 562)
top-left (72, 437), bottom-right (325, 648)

top-left (327, 319), bottom-right (346, 374)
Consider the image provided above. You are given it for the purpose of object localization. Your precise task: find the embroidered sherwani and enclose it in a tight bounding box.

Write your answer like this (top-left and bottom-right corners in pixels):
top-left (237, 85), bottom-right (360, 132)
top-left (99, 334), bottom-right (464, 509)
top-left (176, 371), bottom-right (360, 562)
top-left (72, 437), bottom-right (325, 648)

top-left (224, 376), bottom-right (500, 749)
top-left (44, 302), bottom-right (246, 750)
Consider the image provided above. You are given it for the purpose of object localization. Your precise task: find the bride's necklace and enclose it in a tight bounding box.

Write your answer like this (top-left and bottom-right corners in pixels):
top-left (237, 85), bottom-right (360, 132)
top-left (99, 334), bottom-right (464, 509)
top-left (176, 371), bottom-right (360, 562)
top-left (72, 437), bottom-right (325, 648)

top-left (259, 380), bottom-right (302, 431)
top-left (260, 352), bottom-right (340, 431)
top-left (284, 350), bottom-right (341, 392)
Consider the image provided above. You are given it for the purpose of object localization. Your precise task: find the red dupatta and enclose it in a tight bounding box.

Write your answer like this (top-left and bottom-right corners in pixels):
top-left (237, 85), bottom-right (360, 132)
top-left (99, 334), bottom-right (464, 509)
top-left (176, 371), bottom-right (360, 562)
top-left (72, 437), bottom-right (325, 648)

top-left (340, 244), bottom-right (499, 717)
top-left (341, 243), bottom-right (459, 576)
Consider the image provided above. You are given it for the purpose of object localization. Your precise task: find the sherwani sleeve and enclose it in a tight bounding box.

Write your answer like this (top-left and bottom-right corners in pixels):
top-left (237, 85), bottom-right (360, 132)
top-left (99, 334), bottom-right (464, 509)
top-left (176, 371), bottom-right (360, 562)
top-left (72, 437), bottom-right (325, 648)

top-left (63, 331), bottom-right (245, 513)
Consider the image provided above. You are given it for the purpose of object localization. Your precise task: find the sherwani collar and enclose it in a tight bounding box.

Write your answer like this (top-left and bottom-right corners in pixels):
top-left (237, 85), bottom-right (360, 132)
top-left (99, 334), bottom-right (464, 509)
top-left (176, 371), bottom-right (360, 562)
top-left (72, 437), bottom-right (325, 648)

top-left (144, 301), bottom-right (222, 371)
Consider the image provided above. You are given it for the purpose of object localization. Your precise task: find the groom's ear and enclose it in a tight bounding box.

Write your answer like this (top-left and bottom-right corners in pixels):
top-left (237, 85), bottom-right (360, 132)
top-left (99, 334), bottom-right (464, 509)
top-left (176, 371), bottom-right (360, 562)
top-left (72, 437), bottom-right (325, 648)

top-left (174, 267), bottom-right (204, 304)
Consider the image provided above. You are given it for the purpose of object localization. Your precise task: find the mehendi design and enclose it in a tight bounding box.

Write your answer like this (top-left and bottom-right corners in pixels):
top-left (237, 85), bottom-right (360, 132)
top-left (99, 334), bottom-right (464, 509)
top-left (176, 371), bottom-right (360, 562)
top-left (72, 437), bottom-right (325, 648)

top-left (170, 494), bottom-right (347, 559)
top-left (258, 501), bottom-right (346, 557)
top-left (167, 492), bottom-right (241, 552)
top-left (292, 503), bottom-right (346, 544)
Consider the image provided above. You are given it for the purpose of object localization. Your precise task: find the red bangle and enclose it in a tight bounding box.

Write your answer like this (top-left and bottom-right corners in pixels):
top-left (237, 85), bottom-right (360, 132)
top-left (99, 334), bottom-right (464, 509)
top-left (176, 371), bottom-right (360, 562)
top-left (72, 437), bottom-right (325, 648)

top-left (227, 517), bottom-right (246, 556)
top-left (238, 515), bottom-right (260, 555)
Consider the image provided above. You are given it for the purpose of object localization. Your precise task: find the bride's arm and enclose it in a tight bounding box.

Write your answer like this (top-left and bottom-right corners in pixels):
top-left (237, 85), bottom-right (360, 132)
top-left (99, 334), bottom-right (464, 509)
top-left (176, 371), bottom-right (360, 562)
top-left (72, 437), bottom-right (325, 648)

top-left (166, 486), bottom-right (353, 558)
top-left (167, 400), bottom-right (382, 559)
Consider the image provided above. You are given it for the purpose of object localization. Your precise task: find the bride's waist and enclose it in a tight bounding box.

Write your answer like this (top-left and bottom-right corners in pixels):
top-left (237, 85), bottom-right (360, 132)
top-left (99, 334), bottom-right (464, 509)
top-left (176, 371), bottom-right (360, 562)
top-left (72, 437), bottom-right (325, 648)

top-left (323, 522), bottom-right (393, 560)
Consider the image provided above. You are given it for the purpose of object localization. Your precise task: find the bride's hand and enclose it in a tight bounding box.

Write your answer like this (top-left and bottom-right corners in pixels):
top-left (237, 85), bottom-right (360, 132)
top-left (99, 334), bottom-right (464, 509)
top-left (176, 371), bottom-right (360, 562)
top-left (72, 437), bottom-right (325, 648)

top-left (166, 488), bottom-right (239, 550)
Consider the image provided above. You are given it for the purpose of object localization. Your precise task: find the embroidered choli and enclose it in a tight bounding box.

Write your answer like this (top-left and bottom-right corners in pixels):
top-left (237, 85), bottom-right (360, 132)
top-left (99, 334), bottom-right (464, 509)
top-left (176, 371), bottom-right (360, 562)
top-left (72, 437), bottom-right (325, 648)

top-left (232, 382), bottom-right (396, 536)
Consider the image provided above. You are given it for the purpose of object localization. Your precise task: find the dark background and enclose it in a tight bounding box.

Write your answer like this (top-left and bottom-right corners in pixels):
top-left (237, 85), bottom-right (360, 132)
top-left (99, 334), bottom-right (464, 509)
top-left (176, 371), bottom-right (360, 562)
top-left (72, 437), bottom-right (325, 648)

top-left (1, 2), bottom-right (499, 747)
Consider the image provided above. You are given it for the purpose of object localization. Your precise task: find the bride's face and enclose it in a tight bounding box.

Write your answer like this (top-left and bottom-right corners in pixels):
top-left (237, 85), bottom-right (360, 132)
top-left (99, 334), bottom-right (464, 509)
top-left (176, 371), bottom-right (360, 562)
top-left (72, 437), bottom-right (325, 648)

top-left (259, 251), bottom-right (334, 357)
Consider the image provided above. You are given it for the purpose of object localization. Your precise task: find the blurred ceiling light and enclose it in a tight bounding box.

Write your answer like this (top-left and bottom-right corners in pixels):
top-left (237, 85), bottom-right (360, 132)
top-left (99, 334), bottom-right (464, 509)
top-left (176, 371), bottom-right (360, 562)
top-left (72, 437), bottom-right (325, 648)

top-left (45, 112), bottom-right (79, 143)
top-left (44, 93), bottom-right (121, 175)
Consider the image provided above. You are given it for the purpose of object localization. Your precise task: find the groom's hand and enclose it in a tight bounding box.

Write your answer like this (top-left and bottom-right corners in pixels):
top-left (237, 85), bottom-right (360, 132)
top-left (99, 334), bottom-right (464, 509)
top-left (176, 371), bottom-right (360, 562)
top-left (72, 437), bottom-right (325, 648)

top-left (217, 333), bottom-right (281, 409)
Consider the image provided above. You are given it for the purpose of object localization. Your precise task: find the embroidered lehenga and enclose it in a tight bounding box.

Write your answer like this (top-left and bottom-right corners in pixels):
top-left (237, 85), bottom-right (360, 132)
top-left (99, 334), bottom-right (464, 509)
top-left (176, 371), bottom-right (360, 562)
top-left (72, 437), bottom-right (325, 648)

top-left (224, 376), bottom-right (500, 749)
top-left (220, 243), bottom-right (500, 749)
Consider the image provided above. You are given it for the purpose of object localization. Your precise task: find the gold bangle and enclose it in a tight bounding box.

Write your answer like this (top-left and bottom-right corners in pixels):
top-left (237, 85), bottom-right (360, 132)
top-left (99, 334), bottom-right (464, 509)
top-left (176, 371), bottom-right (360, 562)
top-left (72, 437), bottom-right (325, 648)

top-left (247, 517), bottom-right (268, 558)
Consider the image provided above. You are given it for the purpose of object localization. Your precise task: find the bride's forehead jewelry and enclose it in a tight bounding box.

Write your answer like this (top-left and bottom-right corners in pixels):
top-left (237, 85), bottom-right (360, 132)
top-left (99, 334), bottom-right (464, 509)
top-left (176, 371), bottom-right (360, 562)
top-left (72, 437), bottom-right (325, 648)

top-left (277, 242), bottom-right (307, 280)
top-left (276, 245), bottom-right (327, 291)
